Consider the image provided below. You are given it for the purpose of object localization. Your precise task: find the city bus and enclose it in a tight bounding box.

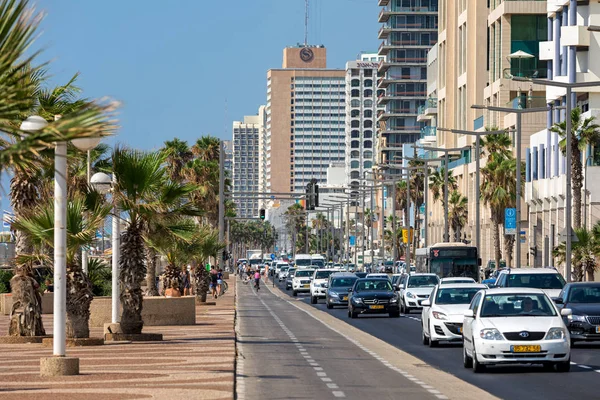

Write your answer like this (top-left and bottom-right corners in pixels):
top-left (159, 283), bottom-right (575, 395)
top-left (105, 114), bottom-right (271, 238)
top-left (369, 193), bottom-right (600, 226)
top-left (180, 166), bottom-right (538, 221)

top-left (414, 242), bottom-right (481, 282)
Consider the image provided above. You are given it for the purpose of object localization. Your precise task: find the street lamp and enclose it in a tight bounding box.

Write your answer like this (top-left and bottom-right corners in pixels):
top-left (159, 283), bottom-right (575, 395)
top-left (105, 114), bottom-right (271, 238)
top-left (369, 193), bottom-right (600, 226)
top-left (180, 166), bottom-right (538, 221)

top-left (20, 115), bottom-right (77, 375)
top-left (72, 137), bottom-right (102, 274)
top-left (511, 77), bottom-right (600, 281)
top-left (472, 102), bottom-right (561, 271)
top-left (91, 171), bottom-right (120, 325)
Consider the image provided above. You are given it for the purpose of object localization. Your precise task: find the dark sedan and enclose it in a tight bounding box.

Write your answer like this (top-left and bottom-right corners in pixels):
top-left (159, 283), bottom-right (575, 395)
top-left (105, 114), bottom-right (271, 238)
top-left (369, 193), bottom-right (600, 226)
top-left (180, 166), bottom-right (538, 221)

top-left (326, 274), bottom-right (358, 309)
top-left (348, 278), bottom-right (400, 318)
top-left (285, 268), bottom-right (296, 290)
top-left (555, 282), bottom-right (600, 344)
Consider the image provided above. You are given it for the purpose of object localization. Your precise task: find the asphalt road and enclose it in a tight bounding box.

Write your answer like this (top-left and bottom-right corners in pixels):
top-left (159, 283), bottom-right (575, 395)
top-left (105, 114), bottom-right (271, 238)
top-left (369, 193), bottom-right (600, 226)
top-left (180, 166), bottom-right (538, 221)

top-left (274, 278), bottom-right (600, 400)
top-left (236, 278), bottom-right (442, 400)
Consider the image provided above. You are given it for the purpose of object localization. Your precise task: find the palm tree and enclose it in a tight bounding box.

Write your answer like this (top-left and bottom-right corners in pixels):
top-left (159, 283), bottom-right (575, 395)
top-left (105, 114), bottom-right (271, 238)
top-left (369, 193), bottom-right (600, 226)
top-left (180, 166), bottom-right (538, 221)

top-left (162, 138), bottom-right (193, 182)
top-left (479, 130), bottom-right (512, 162)
top-left (448, 191), bottom-right (468, 242)
top-left (364, 209), bottom-right (374, 253)
top-left (192, 136), bottom-right (220, 162)
top-left (428, 168), bottom-right (457, 209)
top-left (409, 161), bottom-right (425, 252)
top-left (14, 195), bottom-right (110, 338)
top-left (551, 107), bottom-right (600, 228)
top-left (554, 226), bottom-right (600, 282)
top-left (112, 147), bottom-right (198, 334)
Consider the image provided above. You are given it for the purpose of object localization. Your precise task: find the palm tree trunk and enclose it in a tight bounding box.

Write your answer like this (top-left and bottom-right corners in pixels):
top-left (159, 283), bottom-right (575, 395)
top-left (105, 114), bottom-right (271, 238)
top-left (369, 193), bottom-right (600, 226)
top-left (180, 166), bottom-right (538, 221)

top-left (572, 147), bottom-right (583, 229)
top-left (8, 266), bottom-right (46, 337)
top-left (119, 221), bottom-right (146, 335)
top-left (504, 235), bottom-right (515, 268)
top-left (66, 263), bottom-right (93, 338)
top-left (194, 264), bottom-right (210, 303)
top-left (145, 248), bottom-right (159, 296)
top-left (492, 212), bottom-right (501, 270)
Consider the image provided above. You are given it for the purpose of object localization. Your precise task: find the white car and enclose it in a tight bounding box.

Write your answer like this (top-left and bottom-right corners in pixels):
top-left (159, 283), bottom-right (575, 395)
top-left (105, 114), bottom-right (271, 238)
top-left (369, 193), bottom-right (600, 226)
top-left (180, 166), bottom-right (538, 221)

top-left (292, 269), bottom-right (314, 297)
top-left (310, 269), bottom-right (337, 304)
top-left (278, 266), bottom-right (290, 282)
top-left (463, 287), bottom-right (571, 373)
top-left (421, 283), bottom-right (487, 347)
top-left (440, 277), bottom-right (477, 285)
top-left (275, 262), bottom-right (288, 276)
top-left (399, 273), bottom-right (439, 314)
top-left (366, 273), bottom-right (390, 280)
top-left (492, 268), bottom-right (566, 298)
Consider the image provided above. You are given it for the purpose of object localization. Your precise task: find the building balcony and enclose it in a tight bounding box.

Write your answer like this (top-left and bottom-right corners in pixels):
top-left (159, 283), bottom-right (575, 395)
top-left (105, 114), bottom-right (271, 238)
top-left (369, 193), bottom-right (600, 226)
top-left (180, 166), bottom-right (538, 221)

top-left (377, 91), bottom-right (427, 105)
top-left (381, 126), bottom-right (422, 136)
top-left (505, 95), bottom-right (547, 109)
top-left (378, 59), bottom-right (428, 73)
top-left (503, 67), bottom-right (548, 80)
top-left (539, 41), bottom-right (554, 61)
top-left (420, 126), bottom-right (437, 139)
top-left (416, 97), bottom-right (437, 121)
top-left (561, 25), bottom-right (590, 48)
top-left (379, 109), bottom-right (420, 121)
top-left (379, 6), bottom-right (439, 22)
top-left (378, 0), bottom-right (390, 6)
top-left (378, 75), bottom-right (426, 88)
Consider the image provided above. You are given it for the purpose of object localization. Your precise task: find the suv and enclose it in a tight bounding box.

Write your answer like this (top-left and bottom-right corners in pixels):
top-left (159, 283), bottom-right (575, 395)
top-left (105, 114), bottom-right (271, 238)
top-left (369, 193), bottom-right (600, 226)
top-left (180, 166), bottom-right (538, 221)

top-left (398, 273), bottom-right (440, 314)
top-left (493, 268), bottom-right (566, 298)
top-left (310, 269), bottom-right (336, 304)
top-left (292, 269), bottom-right (314, 296)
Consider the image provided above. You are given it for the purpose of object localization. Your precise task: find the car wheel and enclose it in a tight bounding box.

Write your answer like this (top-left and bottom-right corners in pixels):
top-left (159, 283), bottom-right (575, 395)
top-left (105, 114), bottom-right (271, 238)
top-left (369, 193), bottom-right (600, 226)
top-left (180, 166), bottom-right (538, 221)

top-left (472, 347), bottom-right (485, 373)
top-left (311, 296), bottom-right (317, 304)
top-left (293, 290), bottom-right (297, 297)
top-left (463, 344), bottom-right (473, 368)
top-left (428, 336), bottom-right (438, 348)
top-left (554, 359), bottom-right (571, 373)
top-left (326, 302), bottom-right (333, 309)
top-left (422, 328), bottom-right (429, 346)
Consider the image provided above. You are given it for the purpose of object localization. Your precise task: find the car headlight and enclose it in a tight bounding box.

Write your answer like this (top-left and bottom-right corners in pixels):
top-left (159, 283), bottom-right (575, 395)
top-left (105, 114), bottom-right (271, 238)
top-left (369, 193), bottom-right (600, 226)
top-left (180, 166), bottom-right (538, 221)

top-left (432, 311), bottom-right (447, 320)
top-left (406, 292), bottom-right (416, 299)
top-left (329, 291), bottom-right (339, 297)
top-left (390, 297), bottom-right (398, 303)
top-left (567, 314), bottom-right (586, 323)
top-left (545, 327), bottom-right (567, 340)
top-left (353, 297), bottom-right (363, 304)
top-left (480, 328), bottom-right (504, 340)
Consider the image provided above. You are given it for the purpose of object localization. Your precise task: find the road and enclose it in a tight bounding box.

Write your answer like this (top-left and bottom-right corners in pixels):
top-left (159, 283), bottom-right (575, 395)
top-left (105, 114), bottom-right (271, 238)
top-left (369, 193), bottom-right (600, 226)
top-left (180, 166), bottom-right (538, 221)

top-left (273, 278), bottom-right (600, 400)
top-left (236, 277), bottom-right (445, 400)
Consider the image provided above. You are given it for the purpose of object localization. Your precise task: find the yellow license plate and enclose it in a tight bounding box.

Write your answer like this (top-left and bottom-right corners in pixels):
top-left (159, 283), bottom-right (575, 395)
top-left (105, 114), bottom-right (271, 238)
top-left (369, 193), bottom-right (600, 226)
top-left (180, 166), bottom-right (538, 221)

top-left (511, 345), bottom-right (541, 353)
top-left (302, 284), bottom-right (309, 288)
top-left (369, 305), bottom-right (385, 310)
top-left (459, 327), bottom-right (463, 334)
top-left (596, 326), bottom-right (600, 333)
top-left (342, 296), bottom-right (348, 301)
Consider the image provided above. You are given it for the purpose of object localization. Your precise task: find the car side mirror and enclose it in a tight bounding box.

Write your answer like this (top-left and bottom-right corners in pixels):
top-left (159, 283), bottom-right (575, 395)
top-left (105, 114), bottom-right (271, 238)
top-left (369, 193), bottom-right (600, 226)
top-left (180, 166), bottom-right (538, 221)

top-left (560, 308), bottom-right (572, 317)
top-left (421, 299), bottom-right (431, 307)
top-left (553, 297), bottom-right (564, 305)
top-left (464, 309), bottom-right (475, 318)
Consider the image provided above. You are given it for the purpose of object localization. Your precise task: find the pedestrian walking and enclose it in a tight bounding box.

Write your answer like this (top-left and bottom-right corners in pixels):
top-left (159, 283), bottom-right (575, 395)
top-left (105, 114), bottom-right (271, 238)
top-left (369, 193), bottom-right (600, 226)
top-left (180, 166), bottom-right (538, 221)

top-left (216, 268), bottom-right (224, 296)
top-left (181, 267), bottom-right (191, 296)
top-left (210, 266), bottom-right (219, 298)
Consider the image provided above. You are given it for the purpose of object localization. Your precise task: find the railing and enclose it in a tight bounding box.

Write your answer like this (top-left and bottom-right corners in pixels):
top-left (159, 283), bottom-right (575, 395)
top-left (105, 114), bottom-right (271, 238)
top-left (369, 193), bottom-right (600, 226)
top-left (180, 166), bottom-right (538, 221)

top-left (418, 97), bottom-right (438, 114)
top-left (473, 115), bottom-right (484, 130)
top-left (502, 68), bottom-right (548, 79)
top-left (386, 58), bottom-right (428, 63)
top-left (505, 95), bottom-right (547, 109)
top-left (380, 91), bottom-right (427, 97)
top-left (420, 126), bottom-right (437, 138)
top-left (388, 108), bottom-right (420, 114)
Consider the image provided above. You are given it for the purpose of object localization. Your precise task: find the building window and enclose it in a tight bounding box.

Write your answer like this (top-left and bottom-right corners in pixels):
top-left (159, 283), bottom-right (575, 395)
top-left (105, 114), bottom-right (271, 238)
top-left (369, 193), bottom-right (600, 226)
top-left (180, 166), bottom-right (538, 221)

top-left (364, 130), bottom-right (372, 138)
top-left (351, 160), bottom-right (359, 168)
top-left (351, 171), bottom-right (360, 179)
top-left (364, 161), bottom-right (373, 168)
top-left (351, 99), bottom-right (360, 107)
top-left (351, 109), bottom-right (360, 118)
top-left (364, 151), bottom-right (373, 159)
top-left (364, 120), bottom-right (373, 128)
top-left (351, 140), bottom-right (360, 149)
top-left (363, 140), bottom-right (372, 149)
top-left (351, 120), bottom-right (360, 128)
top-left (364, 110), bottom-right (373, 118)
top-left (351, 130), bottom-right (360, 138)
top-left (364, 99), bottom-right (373, 107)
top-left (351, 151), bottom-right (359, 158)
top-left (351, 79), bottom-right (360, 87)
top-left (351, 89), bottom-right (360, 97)
top-left (364, 89), bottom-right (373, 97)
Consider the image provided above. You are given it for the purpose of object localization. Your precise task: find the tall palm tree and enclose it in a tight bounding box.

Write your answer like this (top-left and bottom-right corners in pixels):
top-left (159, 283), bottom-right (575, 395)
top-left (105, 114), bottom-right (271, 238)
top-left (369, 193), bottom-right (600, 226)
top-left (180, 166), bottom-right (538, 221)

top-left (554, 226), bottom-right (600, 282)
top-left (112, 147), bottom-right (197, 334)
top-left (551, 107), bottom-right (600, 228)
top-left (428, 168), bottom-right (457, 209)
top-left (14, 195), bottom-right (110, 338)
top-left (448, 191), bottom-right (468, 242)
top-left (364, 208), bottom-right (374, 253)
top-left (192, 136), bottom-right (220, 162)
top-left (479, 130), bottom-right (512, 162)
top-left (162, 138), bottom-right (193, 182)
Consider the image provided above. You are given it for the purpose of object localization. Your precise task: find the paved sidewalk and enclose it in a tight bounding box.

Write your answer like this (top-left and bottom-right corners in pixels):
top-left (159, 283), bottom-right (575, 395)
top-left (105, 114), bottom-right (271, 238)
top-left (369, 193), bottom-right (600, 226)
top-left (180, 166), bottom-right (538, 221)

top-left (0, 279), bottom-right (236, 400)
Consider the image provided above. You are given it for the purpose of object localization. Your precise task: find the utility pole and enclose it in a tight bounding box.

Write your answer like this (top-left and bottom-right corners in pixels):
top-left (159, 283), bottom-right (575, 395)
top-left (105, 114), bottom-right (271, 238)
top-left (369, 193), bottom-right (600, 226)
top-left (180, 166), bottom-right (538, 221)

top-left (218, 140), bottom-right (225, 269)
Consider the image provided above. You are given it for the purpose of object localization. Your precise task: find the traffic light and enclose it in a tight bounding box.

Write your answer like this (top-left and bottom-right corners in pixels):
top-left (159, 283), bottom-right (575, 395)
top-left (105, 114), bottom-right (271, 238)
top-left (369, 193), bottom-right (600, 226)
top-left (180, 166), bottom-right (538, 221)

top-left (259, 209), bottom-right (266, 220)
top-left (306, 182), bottom-right (315, 210)
top-left (313, 184), bottom-right (319, 208)
top-left (530, 246), bottom-right (537, 258)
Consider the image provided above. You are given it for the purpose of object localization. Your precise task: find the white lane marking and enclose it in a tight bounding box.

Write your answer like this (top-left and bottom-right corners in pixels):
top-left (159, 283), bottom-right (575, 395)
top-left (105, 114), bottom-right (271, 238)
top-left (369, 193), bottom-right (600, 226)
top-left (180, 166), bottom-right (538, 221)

top-left (251, 283), bottom-right (344, 399)
top-left (579, 365), bottom-right (591, 369)
top-left (327, 383), bottom-right (339, 389)
top-left (265, 282), bottom-right (448, 400)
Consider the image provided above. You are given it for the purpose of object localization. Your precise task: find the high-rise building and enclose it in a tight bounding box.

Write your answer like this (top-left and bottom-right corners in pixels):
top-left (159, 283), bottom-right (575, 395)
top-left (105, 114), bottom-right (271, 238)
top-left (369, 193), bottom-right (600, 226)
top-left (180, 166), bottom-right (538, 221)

top-left (377, 0), bottom-right (438, 166)
top-left (345, 53), bottom-right (384, 193)
top-left (223, 140), bottom-right (233, 178)
top-left (266, 45), bottom-right (346, 194)
top-left (232, 108), bottom-right (265, 218)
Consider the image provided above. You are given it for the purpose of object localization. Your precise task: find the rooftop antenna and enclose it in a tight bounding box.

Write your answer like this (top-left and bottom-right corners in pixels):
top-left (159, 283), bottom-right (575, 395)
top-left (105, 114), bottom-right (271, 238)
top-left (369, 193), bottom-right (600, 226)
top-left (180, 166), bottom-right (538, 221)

top-left (304, 0), bottom-right (309, 46)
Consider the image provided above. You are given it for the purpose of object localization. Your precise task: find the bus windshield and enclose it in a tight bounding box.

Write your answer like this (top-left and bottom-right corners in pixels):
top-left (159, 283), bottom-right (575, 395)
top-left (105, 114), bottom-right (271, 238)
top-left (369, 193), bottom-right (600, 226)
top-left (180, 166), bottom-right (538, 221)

top-left (430, 258), bottom-right (478, 281)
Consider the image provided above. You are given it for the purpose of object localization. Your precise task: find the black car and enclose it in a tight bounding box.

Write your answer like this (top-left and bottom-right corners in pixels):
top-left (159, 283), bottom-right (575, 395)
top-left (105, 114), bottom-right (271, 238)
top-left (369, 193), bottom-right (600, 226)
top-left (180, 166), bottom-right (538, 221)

top-left (555, 282), bottom-right (600, 345)
top-left (285, 268), bottom-right (296, 290)
top-left (348, 278), bottom-right (400, 318)
top-left (326, 273), bottom-right (358, 309)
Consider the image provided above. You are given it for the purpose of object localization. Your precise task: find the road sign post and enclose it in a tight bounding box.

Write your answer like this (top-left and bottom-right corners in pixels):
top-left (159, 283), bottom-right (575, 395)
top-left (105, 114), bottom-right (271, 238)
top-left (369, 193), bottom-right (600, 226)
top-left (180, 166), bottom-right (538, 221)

top-left (505, 208), bottom-right (517, 235)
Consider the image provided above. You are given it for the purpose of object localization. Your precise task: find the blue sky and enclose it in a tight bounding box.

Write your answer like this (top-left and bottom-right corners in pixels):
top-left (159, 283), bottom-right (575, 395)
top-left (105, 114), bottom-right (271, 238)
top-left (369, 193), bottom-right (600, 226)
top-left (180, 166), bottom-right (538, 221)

top-left (35, 0), bottom-right (380, 150)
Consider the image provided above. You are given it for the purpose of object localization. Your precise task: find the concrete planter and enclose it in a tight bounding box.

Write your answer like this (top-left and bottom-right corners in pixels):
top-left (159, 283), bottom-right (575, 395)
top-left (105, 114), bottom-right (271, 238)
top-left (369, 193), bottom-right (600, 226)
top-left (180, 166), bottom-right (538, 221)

top-left (1, 293), bottom-right (53, 315)
top-left (89, 296), bottom-right (196, 327)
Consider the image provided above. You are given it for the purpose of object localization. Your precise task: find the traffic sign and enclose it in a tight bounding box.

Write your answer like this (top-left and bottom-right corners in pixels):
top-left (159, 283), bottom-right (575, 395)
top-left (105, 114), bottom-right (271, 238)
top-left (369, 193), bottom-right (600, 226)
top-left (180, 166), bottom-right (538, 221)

top-left (270, 253), bottom-right (276, 260)
top-left (504, 208), bottom-right (516, 235)
top-left (349, 236), bottom-right (356, 246)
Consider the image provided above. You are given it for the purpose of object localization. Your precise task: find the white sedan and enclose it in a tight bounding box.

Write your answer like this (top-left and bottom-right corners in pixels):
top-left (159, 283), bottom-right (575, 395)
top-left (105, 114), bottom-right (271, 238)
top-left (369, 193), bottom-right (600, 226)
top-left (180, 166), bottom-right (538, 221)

top-left (421, 283), bottom-right (487, 347)
top-left (462, 288), bottom-right (571, 373)
top-left (440, 277), bottom-right (476, 285)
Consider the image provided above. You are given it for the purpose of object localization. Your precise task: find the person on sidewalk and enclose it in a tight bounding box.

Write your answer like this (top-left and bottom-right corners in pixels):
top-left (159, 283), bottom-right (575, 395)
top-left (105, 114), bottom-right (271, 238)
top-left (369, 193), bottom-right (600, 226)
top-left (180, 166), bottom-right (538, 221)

top-left (165, 281), bottom-right (181, 298)
top-left (181, 267), bottom-right (191, 296)
top-left (210, 266), bottom-right (219, 298)
top-left (216, 268), bottom-right (224, 296)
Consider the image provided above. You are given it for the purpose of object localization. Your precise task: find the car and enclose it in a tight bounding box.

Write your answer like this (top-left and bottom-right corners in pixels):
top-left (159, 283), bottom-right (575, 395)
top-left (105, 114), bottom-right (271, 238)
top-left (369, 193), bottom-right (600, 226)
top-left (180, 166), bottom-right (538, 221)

top-left (440, 277), bottom-right (477, 285)
top-left (481, 268), bottom-right (507, 286)
top-left (285, 268), bottom-right (296, 290)
top-left (398, 273), bottom-right (440, 314)
top-left (554, 282), bottom-right (600, 345)
top-left (348, 278), bottom-right (400, 318)
top-left (493, 268), bottom-right (566, 298)
top-left (326, 273), bottom-right (358, 309)
top-left (292, 269), bottom-right (314, 296)
top-left (366, 273), bottom-right (390, 280)
top-left (354, 272), bottom-right (367, 279)
top-left (278, 266), bottom-right (290, 282)
top-left (310, 269), bottom-right (337, 304)
top-left (421, 283), bottom-right (487, 347)
top-left (463, 287), bottom-right (571, 373)
top-left (391, 273), bottom-right (403, 290)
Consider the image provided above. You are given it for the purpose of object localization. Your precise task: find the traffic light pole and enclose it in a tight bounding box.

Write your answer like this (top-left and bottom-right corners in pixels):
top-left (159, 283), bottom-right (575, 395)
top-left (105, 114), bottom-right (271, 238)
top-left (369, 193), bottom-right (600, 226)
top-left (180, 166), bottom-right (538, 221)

top-left (218, 141), bottom-right (225, 270)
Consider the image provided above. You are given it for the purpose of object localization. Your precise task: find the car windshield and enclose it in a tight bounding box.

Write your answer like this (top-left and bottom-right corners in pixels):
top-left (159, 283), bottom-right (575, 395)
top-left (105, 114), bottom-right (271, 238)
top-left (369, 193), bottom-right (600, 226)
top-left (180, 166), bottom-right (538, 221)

top-left (436, 288), bottom-right (481, 305)
top-left (280, 267), bottom-right (289, 272)
top-left (568, 286), bottom-right (600, 303)
top-left (295, 259), bottom-right (312, 267)
top-left (408, 276), bottom-right (439, 288)
top-left (315, 270), bottom-right (334, 279)
top-left (505, 273), bottom-right (565, 290)
top-left (287, 270), bottom-right (296, 277)
top-left (480, 293), bottom-right (557, 317)
top-left (312, 260), bottom-right (325, 267)
top-left (331, 278), bottom-right (358, 288)
top-left (355, 280), bottom-right (392, 291)
top-left (295, 270), bottom-right (312, 277)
